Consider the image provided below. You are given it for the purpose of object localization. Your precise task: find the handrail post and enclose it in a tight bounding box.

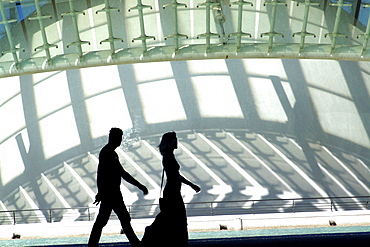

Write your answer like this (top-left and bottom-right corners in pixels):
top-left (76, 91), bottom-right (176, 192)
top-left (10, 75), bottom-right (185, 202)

top-left (49, 209), bottom-right (52, 223)
top-left (292, 199), bottom-right (295, 213)
top-left (13, 211), bottom-right (16, 225)
top-left (210, 202), bottom-right (214, 216)
top-left (331, 200), bottom-right (333, 212)
top-left (252, 201), bottom-right (255, 214)
top-left (239, 218), bottom-right (243, 230)
top-left (88, 207), bottom-right (91, 221)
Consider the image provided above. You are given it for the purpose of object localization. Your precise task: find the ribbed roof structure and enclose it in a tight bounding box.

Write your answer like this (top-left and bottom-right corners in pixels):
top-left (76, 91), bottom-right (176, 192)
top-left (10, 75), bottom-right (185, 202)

top-left (0, 0), bottom-right (368, 77)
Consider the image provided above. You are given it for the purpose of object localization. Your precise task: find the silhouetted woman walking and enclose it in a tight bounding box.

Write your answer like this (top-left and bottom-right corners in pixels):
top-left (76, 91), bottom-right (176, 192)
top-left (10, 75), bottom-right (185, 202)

top-left (142, 131), bottom-right (201, 247)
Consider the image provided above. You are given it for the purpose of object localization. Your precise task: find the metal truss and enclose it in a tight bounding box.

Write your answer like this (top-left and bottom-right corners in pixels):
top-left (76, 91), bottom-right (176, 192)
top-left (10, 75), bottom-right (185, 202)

top-left (0, 0), bottom-right (368, 77)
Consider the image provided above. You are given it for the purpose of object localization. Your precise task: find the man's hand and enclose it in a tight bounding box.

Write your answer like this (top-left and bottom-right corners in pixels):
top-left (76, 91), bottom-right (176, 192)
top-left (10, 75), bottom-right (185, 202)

top-left (140, 185), bottom-right (149, 195)
top-left (93, 193), bottom-right (101, 206)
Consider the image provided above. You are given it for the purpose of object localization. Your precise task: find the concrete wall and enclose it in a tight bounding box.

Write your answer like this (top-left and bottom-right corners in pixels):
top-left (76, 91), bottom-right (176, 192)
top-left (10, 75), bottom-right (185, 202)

top-left (1, 58), bottom-right (370, 222)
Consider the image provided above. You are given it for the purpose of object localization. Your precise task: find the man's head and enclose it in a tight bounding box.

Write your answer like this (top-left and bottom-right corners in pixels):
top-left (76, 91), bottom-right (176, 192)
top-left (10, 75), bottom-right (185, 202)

top-left (108, 128), bottom-right (123, 148)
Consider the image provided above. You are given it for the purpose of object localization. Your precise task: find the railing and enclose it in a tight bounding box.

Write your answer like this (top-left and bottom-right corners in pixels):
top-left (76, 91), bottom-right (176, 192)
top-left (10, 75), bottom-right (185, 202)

top-left (1, 196), bottom-right (369, 225)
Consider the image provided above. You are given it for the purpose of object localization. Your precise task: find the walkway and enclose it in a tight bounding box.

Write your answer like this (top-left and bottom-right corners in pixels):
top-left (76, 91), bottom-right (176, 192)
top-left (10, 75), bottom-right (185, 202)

top-left (8, 231), bottom-right (370, 247)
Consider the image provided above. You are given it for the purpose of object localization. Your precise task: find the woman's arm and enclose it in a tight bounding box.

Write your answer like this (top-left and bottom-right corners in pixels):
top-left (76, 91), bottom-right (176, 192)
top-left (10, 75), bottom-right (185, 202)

top-left (180, 175), bottom-right (201, 193)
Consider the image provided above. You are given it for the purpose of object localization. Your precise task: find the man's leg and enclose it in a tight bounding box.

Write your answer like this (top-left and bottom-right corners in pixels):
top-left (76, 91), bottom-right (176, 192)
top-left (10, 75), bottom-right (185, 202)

top-left (113, 200), bottom-right (141, 247)
top-left (88, 201), bottom-right (112, 247)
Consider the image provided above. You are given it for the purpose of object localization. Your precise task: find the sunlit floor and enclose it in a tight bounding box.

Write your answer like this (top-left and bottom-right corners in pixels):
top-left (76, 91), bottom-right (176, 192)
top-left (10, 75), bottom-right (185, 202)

top-left (1, 209), bottom-right (370, 247)
top-left (0, 225), bottom-right (370, 247)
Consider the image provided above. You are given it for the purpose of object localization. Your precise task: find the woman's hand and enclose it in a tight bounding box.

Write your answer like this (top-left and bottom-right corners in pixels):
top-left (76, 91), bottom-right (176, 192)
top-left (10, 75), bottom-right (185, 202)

top-left (180, 175), bottom-right (201, 193)
top-left (191, 184), bottom-right (201, 193)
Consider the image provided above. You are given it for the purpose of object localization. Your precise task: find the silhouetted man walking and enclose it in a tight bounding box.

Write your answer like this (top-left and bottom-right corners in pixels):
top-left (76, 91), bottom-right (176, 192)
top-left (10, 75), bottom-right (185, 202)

top-left (88, 128), bottom-right (148, 247)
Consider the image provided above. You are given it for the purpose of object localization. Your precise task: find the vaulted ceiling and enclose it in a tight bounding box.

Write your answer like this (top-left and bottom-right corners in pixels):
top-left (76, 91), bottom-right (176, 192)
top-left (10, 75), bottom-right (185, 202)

top-left (0, 0), bottom-right (369, 78)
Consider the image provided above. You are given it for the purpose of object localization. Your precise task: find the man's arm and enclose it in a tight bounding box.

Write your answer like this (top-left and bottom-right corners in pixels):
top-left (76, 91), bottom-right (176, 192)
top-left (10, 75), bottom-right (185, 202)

top-left (121, 167), bottom-right (149, 195)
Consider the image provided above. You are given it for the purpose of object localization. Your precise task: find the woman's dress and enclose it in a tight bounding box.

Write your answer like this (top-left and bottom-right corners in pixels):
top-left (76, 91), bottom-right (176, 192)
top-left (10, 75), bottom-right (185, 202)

top-left (141, 152), bottom-right (188, 247)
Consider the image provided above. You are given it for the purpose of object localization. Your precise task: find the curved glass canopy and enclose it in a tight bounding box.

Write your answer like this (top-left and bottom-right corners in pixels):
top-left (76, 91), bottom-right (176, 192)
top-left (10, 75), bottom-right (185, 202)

top-left (0, 0), bottom-right (369, 77)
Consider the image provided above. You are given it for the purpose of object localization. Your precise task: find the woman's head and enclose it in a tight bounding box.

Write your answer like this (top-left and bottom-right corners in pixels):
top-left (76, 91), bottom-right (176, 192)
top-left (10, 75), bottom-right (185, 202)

top-left (158, 131), bottom-right (177, 155)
